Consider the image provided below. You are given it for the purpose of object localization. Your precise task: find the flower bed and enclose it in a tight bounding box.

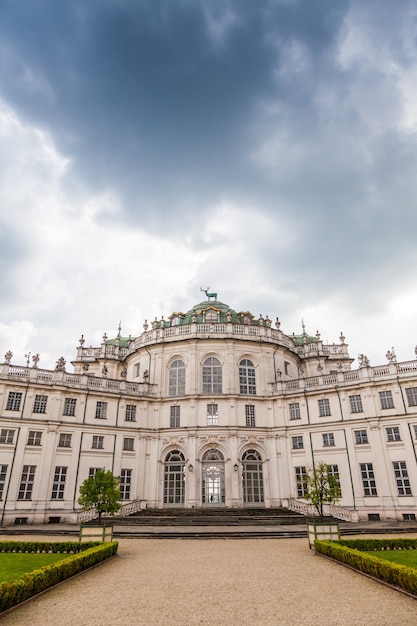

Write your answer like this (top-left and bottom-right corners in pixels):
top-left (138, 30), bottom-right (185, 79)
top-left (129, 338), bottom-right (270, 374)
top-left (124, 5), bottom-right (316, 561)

top-left (0, 541), bottom-right (118, 613)
top-left (315, 538), bottom-right (417, 597)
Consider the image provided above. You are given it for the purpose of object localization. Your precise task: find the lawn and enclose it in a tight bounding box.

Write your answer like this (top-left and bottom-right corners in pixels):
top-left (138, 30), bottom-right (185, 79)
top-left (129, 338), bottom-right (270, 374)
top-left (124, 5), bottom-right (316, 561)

top-left (367, 550), bottom-right (417, 569)
top-left (0, 553), bottom-right (69, 582)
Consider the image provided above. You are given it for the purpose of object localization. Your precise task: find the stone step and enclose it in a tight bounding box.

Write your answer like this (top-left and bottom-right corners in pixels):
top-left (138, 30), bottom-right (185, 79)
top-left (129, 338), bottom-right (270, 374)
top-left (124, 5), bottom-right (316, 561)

top-left (110, 507), bottom-right (337, 527)
top-left (133, 507), bottom-right (295, 517)
top-left (115, 515), bottom-right (308, 526)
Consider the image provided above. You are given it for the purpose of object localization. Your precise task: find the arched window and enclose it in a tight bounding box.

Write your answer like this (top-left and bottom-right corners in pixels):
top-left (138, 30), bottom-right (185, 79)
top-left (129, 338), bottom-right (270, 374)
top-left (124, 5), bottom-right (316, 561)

top-left (169, 359), bottom-right (185, 396)
top-left (164, 450), bottom-right (185, 505)
top-left (242, 449), bottom-right (264, 504)
top-left (202, 357), bottom-right (222, 394)
top-left (202, 449), bottom-right (225, 505)
top-left (239, 359), bottom-right (256, 395)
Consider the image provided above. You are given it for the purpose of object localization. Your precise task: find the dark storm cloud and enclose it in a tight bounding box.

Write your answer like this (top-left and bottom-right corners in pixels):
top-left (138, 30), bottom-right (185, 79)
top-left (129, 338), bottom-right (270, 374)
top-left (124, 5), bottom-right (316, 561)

top-left (1, 0), bottom-right (417, 326)
top-left (0, 0), bottom-right (348, 228)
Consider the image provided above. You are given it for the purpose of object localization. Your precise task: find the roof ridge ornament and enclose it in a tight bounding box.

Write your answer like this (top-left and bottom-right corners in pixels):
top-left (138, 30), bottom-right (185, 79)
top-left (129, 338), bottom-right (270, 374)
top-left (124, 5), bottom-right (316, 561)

top-left (200, 286), bottom-right (217, 301)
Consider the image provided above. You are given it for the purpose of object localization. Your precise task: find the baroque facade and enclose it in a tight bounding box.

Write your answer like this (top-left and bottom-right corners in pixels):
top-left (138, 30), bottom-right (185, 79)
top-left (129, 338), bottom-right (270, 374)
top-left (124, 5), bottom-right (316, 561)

top-left (1, 296), bottom-right (417, 525)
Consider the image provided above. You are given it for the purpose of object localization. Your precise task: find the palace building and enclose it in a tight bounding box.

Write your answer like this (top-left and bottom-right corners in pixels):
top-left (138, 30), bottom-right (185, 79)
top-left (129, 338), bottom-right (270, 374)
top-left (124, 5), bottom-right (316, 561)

top-left (1, 294), bottom-right (417, 525)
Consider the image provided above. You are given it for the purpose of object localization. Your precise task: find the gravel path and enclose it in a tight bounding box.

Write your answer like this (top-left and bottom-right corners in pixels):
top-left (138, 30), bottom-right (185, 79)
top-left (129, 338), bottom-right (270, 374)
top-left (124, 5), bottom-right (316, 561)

top-left (1, 535), bottom-right (417, 625)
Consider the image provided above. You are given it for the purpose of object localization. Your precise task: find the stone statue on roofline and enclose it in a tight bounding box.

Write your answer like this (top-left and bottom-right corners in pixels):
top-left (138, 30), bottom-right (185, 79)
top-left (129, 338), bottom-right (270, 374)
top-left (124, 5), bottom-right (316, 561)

top-left (4, 351), bottom-right (12, 364)
top-left (358, 354), bottom-right (370, 368)
top-left (386, 348), bottom-right (396, 364)
top-left (55, 356), bottom-right (66, 372)
top-left (32, 353), bottom-right (40, 369)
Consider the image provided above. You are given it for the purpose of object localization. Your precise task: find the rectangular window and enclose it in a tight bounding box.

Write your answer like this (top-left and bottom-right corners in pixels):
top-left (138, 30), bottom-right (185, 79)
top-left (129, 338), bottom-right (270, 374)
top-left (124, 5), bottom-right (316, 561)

top-left (245, 405), bottom-right (255, 427)
top-left (58, 433), bottom-right (72, 448)
top-left (95, 401), bottom-right (108, 419)
top-left (51, 466), bottom-right (67, 500)
top-left (33, 395), bottom-right (48, 414)
top-left (92, 436), bottom-right (104, 450)
top-left (88, 467), bottom-right (100, 478)
top-left (295, 466), bottom-right (307, 497)
top-left (406, 387), bottom-right (417, 407)
top-left (207, 404), bottom-right (218, 426)
top-left (379, 390), bottom-right (394, 410)
top-left (414, 425), bottom-right (417, 440)
top-left (0, 429), bottom-right (15, 444)
top-left (322, 433), bottom-right (335, 447)
top-left (123, 437), bottom-right (134, 451)
top-left (289, 403), bottom-right (301, 420)
top-left (393, 461), bottom-right (412, 496)
top-left (27, 431), bottom-right (42, 446)
top-left (63, 398), bottom-right (77, 417)
top-left (354, 430), bottom-right (368, 445)
top-left (292, 436), bottom-right (304, 450)
top-left (170, 406), bottom-right (180, 428)
top-left (386, 426), bottom-right (401, 442)
top-left (327, 464), bottom-right (341, 495)
top-left (0, 465), bottom-right (8, 500)
top-left (6, 391), bottom-right (22, 411)
top-left (360, 463), bottom-right (377, 496)
top-left (349, 395), bottom-right (363, 413)
top-left (318, 399), bottom-right (331, 417)
top-left (18, 465), bottom-right (36, 500)
top-left (120, 469), bottom-right (132, 500)
top-left (125, 405), bottom-right (137, 422)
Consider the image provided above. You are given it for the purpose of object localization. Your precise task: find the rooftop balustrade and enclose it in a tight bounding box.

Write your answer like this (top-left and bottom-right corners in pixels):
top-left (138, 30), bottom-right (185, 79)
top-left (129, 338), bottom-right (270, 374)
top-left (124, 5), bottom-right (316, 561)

top-left (0, 364), bottom-right (154, 397)
top-left (271, 359), bottom-right (417, 394)
top-left (1, 358), bottom-right (416, 398)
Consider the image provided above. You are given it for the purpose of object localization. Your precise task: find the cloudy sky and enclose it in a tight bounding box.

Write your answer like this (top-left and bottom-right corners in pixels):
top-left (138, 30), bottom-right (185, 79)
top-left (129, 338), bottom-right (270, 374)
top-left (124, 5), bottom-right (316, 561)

top-left (1, 0), bottom-right (416, 370)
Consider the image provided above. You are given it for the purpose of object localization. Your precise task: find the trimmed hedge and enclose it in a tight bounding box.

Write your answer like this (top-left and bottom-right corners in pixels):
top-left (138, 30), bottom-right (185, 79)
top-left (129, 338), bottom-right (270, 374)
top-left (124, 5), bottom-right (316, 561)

top-left (315, 539), bottom-right (417, 597)
top-left (0, 541), bottom-right (99, 554)
top-left (0, 541), bottom-right (118, 613)
top-left (337, 538), bottom-right (417, 552)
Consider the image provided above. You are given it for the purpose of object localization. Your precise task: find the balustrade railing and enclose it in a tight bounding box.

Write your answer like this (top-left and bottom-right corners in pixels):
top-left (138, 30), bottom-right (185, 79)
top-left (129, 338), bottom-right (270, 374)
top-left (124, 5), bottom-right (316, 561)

top-left (2, 355), bottom-right (417, 399)
top-left (343, 370), bottom-right (360, 381)
top-left (372, 365), bottom-right (391, 376)
top-left (118, 499), bottom-right (141, 516)
top-left (77, 508), bottom-right (98, 523)
top-left (77, 499), bottom-right (141, 524)
top-left (287, 498), bottom-right (358, 522)
top-left (397, 361), bottom-right (417, 373)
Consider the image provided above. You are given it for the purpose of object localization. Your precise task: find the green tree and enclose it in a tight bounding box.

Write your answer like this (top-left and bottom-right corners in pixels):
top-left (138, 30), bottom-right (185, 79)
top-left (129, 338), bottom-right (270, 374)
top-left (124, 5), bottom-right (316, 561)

top-left (305, 462), bottom-right (341, 521)
top-left (78, 468), bottom-right (121, 524)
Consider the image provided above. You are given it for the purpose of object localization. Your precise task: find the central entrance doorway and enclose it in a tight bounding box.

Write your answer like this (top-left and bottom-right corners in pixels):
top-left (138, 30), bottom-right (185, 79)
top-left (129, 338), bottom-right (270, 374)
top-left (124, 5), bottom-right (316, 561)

top-left (202, 449), bottom-right (225, 505)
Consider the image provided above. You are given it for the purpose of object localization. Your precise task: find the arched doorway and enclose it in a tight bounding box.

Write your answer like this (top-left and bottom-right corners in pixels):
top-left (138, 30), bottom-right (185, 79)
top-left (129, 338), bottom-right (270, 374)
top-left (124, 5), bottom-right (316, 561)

top-left (164, 450), bottom-right (185, 506)
top-left (242, 450), bottom-right (264, 505)
top-left (202, 449), bottom-right (225, 505)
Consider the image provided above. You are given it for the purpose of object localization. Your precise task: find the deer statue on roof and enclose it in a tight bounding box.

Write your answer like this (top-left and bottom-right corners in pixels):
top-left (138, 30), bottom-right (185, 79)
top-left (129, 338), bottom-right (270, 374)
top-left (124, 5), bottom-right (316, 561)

top-left (200, 287), bottom-right (217, 301)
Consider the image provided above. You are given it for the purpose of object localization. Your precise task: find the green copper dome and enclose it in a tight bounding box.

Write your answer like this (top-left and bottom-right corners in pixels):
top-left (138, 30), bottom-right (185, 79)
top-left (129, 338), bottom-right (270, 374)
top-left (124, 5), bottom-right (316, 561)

top-left (167, 300), bottom-right (262, 326)
top-left (178, 301), bottom-right (243, 325)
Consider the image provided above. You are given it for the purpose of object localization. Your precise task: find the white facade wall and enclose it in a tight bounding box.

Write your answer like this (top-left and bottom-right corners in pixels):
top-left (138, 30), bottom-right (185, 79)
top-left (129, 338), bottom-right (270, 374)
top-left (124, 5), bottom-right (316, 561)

top-left (1, 302), bottom-right (417, 524)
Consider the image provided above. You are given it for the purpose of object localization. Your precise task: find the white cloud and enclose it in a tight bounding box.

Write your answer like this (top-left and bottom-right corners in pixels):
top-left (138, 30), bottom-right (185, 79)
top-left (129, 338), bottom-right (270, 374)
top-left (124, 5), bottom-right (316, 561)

top-left (0, 320), bottom-right (37, 364)
top-left (0, 101), bottom-right (206, 366)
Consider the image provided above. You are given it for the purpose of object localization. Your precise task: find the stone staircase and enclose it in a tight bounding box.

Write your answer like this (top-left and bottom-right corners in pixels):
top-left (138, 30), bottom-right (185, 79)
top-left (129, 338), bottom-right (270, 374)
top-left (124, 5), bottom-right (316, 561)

top-left (114, 507), bottom-right (308, 527)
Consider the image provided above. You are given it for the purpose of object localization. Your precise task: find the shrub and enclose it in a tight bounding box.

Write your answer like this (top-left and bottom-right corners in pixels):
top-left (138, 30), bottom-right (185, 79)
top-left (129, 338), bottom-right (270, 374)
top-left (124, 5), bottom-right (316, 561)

top-left (0, 542), bottom-right (118, 613)
top-left (315, 539), bottom-right (417, 597)
top-left (0, 541), bottom-right (99, 554)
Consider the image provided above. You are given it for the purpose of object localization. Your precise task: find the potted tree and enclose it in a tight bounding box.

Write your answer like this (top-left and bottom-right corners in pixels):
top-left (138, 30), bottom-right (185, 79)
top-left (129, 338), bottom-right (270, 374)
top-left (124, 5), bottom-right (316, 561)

top-left (304, 462), bottom-right (341, 548)
top-left (78, 468), bottom-right (121, 542)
